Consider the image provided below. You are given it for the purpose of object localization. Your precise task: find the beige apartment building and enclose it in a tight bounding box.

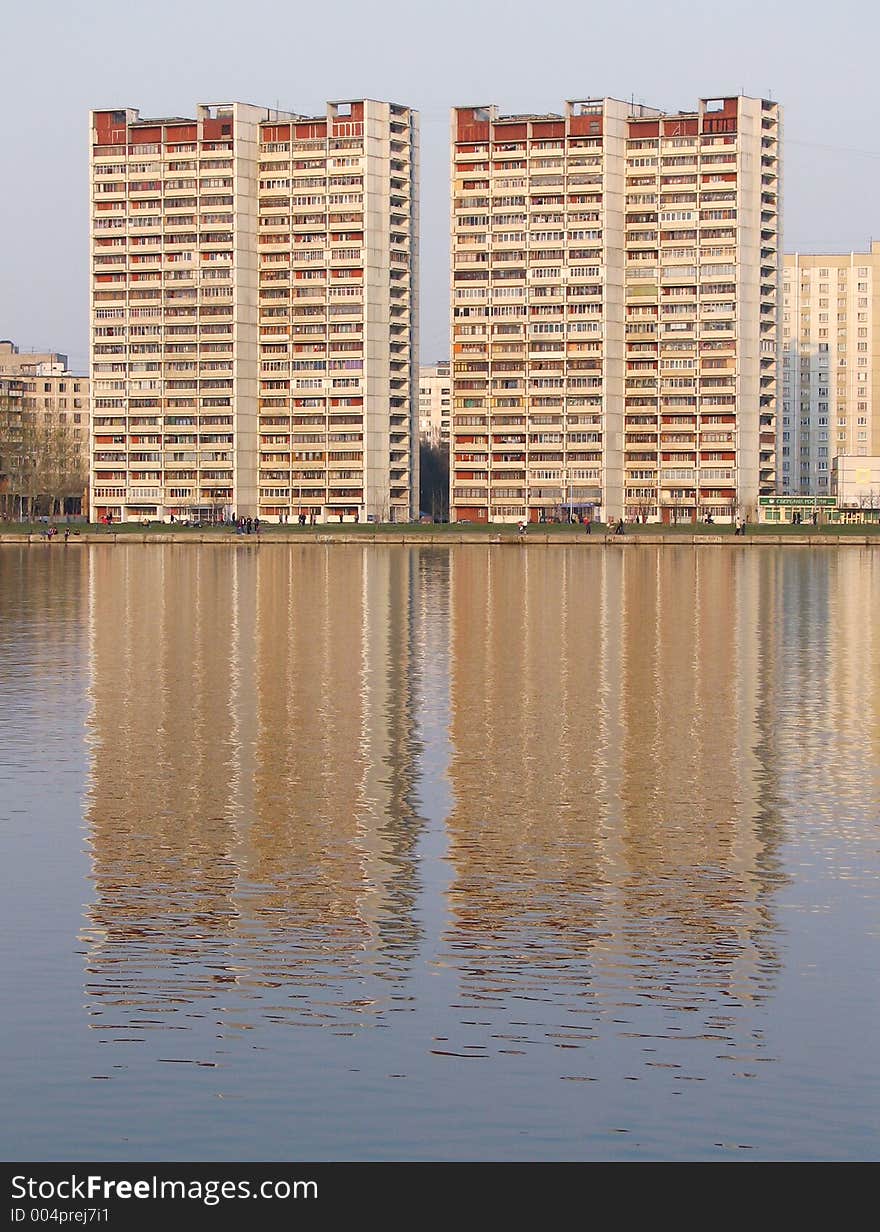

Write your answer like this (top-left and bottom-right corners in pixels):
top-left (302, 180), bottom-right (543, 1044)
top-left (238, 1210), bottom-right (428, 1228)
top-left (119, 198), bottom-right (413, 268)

top-left (419, 361), bottom-right (451, 450)
top-left (0, 341), bottom-right (89, 513)
top-left (257, 100), bottom-right (418, 523)
top-left (780, 243), bottom-right (880, 495)
top-left (0, 343), bottom-right (88, 443)
top-left (450, 95), bottom-right (780, 524)
top-left (89, 99), bottom-right (417, 523)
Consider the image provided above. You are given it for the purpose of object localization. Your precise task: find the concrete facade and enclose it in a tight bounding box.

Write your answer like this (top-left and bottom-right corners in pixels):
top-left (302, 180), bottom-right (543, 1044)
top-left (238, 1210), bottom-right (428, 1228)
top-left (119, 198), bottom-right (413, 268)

top-left (419, 361), bottom-right (451, 449)
top-left (449, 95), bottom-right (780, 524)
top-left (781, 242), bottom-right (880, 495)
top-left (832, 454), bottom-right (880, 510)
top-left (0, 342), bottom-right (89, 512)
top-left (0, 342), bottom-right (89, 462)
top-left (89, 99), bottom-right (418, 523)
top-left (90, 103), bottom-right (270, 521)
top-left (257, 100), bottom-right (419, 523)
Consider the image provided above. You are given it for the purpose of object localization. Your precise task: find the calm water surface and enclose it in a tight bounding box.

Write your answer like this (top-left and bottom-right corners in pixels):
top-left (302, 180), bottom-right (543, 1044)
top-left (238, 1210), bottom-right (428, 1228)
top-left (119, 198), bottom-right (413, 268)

top-left (1, 544), bottom-right (878, 1160)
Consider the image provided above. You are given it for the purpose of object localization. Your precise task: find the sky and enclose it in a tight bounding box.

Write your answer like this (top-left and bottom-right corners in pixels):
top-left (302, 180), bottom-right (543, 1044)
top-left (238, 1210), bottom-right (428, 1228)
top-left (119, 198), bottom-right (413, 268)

top-left (1, 0), bottom-right (878, 372)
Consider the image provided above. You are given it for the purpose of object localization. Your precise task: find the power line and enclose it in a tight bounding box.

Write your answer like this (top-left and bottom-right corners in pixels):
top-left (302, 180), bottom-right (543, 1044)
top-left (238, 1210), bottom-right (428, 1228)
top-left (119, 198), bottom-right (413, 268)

top-left (786, 138), bottom-right (880, 160)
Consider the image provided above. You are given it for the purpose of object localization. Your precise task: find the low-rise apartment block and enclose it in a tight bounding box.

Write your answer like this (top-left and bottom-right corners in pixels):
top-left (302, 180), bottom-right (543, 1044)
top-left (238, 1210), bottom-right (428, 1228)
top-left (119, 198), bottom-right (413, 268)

top-left (0, 341), bottom-right (89, 514)
top-left (832, 454), bottom-right (880, 512)
top-left (450, 95), bottom-right (780, 524)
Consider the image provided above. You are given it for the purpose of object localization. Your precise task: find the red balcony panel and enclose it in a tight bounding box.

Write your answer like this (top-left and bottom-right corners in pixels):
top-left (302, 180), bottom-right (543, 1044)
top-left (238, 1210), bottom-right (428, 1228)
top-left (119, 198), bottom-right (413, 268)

top-left (93, 112), bottom-right (126, 145)
top-left (165, 123), bottom-right (197, 143)
top-left (294, 121), bottom-right (327, 140)
top-left (569, 114), bottom-right (603, 137)
top-left (202, 118), bottom-right (233, 140)
top-left (531, 121), bottom-right (565, 139)
top-left (663, 117), bottom-right (698, 137)
top-left (262, 124), bottom-right (291, 142)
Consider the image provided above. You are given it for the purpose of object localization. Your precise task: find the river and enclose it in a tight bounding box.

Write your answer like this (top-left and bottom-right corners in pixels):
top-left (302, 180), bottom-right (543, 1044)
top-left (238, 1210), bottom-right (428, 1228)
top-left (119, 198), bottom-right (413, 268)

top-left (1, 543), bottom-right (878, 1159)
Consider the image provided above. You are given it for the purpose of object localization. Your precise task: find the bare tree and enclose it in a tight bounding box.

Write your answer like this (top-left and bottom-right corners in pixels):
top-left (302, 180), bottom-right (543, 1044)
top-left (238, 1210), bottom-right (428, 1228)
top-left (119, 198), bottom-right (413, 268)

top-left (1, 405), bottom-right (40, 520)
top-left (50, 418), bottom-right (88, 515)
top-left (3, 408), bottom-right (87, 518)
top-left (0, 391), bottom-right (21, 518)
top-left (857, 486), bottom-right (880, 522)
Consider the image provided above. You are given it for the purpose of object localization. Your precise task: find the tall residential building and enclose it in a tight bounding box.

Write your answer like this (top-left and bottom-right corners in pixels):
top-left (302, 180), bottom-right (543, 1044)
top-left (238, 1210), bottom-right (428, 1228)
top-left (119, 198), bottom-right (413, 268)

top-left (780, 243), bottom-right (880, 495)
top-left (418, 361), bottom-right (451, 449)
top-left (450, 95), bottom-right (781, 524)
top-left (89, 99), bottom-right (417, 524)
top-left (90, 103), bottom-right (268, 522)
top-left (257, 101), bottom-right (419, 523)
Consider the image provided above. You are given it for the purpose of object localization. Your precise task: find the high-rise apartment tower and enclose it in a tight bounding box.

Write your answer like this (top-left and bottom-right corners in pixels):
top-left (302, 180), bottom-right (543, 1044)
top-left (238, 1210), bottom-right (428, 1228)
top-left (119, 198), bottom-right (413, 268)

top-left (89, 99), bottom-right (418, 523)
top-left (257, 100), bottom-right (418, 523)
top-left (449, 95), bottom-right (780, 524)
top-left (780, 243), bottom-right (880, 495)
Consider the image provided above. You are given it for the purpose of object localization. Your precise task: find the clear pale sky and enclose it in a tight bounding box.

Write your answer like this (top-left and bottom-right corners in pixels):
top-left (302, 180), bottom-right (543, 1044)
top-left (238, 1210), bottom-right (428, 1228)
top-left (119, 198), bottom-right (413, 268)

top-left (1, 0), bottom-right (878, 371)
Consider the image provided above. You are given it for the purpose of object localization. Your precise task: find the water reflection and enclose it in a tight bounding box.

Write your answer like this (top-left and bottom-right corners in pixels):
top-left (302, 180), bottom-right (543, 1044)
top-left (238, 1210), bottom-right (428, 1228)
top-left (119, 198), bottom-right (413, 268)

top-left (76, 543), bottom-right (880, 1113)
top-left (438, 550), bottom-right (790, 1070)
top-left (82, 546), bottom-right (428, 1048)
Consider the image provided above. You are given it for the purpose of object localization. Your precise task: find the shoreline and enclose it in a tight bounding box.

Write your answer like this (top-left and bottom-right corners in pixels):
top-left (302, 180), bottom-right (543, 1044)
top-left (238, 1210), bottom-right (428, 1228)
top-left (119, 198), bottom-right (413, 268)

top-left (2, 530), bottom-right (878, 547)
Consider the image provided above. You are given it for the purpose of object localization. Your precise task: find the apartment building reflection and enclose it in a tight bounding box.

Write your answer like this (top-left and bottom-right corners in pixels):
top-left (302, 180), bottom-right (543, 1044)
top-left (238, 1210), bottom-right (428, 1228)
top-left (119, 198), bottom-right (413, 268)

top-left (82, 544), bottom-right (425, 1041)
top-left (443, 546), bottom-right (787, 1022)
top-left (80, 541), bottom-right (878, 1055)
top-left (771, 548), bottom-right (880, 849)
top-left (0, 546), bottom-right (90, 739)
top-left (82, 547), bottom-right (250, 1034)
top-left (247, 546), bottom-right (424, 984)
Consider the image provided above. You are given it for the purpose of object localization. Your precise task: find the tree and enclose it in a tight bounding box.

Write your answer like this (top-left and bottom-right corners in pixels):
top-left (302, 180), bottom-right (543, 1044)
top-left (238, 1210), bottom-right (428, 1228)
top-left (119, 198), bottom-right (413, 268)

top-left (0, 394), bottom-right (87, 519)
top-left (857, 485), bottom-right (880, 522)
top-left (0, 393), bottom-right (36, 519)
top-left (0, 390), bottom-right (20, 518)
top-left (419, 441), bottom-right (449, 521)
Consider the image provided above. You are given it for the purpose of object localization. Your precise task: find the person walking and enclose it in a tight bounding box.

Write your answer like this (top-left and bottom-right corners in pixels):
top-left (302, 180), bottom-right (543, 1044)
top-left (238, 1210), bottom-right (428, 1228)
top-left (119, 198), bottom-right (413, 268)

top-left (614, 517), bottom-right (625, 536)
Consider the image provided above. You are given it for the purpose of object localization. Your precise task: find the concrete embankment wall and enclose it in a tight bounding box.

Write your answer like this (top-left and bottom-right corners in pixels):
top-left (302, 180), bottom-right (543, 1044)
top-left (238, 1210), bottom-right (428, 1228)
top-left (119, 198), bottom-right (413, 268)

top-left (1, 532), bottom-right (877, 548)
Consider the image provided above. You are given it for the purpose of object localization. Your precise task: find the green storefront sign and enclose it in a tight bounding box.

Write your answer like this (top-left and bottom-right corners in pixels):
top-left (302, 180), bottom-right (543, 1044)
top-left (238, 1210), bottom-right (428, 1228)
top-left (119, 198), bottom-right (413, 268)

top-left (759, 496), bottom-right (836, 507)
